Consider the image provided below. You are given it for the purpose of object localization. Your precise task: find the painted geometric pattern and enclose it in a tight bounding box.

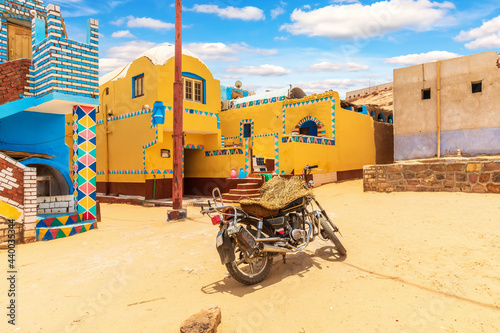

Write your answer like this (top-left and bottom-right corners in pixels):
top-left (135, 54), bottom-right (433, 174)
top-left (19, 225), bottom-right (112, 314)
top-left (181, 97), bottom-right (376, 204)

top-left (282, 135), bottom-right (335, 145)
top-left (244, 138), bottom-right (250, 174)
top-left (274, 133), bottom-right (280, 173)
top-left (73, 105), bottom-right (97, 221)
top-left (72, 112), bottom-right (79, 212)
top-left (233, 95), bottom-right (286, 109)
top-left (221, 135), bottom-right (225, 148)
top-left (253, 133), bottom-right (277, 138)
top-left (205, 148), bottom-right (244, 157)
top-left (282, 95), bottom-right (336, 139)
top-left (36, 213), bottom-right (84, 228)
top-left (97, 106), bottom-right (218, 125)
top-left (99, 169), bottom-right (174, 175)
top-left (225, 136), bottom-right (239, 140)
top-left (142, 127), bottom-right (159, 170)
top-left (37, 220), bottom-right (97, 241)
top-left (331, 101), bottom-right (336, 140)
top-left (294, 116), bottom-right (327, 137)
top-left (184, 144), bottom-right (204, 149)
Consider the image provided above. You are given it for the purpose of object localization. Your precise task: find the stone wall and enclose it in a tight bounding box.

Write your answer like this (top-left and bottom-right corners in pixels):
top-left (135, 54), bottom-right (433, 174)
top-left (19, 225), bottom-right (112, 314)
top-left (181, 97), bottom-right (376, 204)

top-left (0, 59), bottom-right (31, 105)
top-left (364, 159), bottom-right (500, 193)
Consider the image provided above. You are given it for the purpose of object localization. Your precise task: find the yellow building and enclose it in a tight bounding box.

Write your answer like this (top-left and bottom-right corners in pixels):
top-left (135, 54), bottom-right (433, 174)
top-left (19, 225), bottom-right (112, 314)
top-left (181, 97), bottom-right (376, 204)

top-left (96, 45), bottom-right (382, 199)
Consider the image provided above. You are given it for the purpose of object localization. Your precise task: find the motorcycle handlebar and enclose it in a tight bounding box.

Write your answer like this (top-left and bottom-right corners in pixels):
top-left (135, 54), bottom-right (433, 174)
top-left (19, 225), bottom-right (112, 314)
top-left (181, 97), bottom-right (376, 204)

top-left (306, 165), bottom-right (318, 169)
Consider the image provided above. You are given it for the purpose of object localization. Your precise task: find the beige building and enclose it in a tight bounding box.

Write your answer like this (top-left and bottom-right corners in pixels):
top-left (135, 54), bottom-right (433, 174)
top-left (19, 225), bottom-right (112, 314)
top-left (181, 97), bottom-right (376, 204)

top-left (393, 51), bottom-right (500, 161)
top-left (346, 82), bottom-right (393, 100)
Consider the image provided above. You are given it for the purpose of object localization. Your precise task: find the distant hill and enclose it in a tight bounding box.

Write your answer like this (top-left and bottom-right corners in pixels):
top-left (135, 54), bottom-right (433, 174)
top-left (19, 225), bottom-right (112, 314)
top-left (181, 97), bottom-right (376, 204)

top-left (346, 87), bottom-right (393, 112)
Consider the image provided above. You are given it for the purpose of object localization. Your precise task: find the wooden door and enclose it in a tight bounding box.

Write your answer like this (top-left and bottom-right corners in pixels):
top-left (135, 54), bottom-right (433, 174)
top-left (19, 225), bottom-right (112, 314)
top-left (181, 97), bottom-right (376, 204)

top-left (7, 23), bottom-right (32, 60)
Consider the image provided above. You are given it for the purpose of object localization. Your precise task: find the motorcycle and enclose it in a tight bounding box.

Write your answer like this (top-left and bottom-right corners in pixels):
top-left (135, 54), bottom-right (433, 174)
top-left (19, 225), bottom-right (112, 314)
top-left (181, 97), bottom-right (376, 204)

top-left (201, 165), bottom-right (346, 285)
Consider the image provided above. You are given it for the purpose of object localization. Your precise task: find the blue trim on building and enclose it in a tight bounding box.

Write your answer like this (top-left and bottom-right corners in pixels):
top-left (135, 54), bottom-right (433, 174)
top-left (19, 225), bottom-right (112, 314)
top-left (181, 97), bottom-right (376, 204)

top-left (132, 73), bottom-right (144, 99)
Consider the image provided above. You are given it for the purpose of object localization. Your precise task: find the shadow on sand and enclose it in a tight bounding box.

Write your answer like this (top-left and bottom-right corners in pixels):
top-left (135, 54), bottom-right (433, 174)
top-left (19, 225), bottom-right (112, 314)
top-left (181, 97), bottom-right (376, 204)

top-left (201, 245), bottom-right (346, 297)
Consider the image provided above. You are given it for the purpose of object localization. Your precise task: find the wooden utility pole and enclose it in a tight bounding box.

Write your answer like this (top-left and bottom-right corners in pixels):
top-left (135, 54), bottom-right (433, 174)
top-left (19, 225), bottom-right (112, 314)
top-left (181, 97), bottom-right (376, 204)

top-left (172, 0), bottom-right (183, 210)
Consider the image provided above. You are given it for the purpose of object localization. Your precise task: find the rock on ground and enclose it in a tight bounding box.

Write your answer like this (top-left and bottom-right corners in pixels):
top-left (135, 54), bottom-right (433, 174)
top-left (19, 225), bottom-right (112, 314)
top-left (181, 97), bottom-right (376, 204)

top-left (179, 305), bottom-right (221, 333)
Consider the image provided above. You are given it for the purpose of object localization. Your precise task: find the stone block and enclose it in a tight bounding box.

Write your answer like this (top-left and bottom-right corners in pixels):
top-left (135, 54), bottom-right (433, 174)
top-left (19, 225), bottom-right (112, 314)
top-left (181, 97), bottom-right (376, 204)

top-left (395, 186), bottom-right (406, 191)
top-left (435, 173), bottom-right (445, 180)
top-left (387, 165), bottom-right (404, 172)
top-left (446, 174), bottom-right (454, 181)
top-left (388, 173), bottom-right (402, 180)
top-left (479, 173), bottom-right (490, 183)
top-left (447, 164), bottom-right (464, 172)
top-left (466, 164), bottom-right (482, 172)
top-left (386, 187), bottom-right (394, 192)
top-left (430, 164), bottom-right (446, 172)
top-left (406, 185), bottom-right (417, 191)
top-left (492, 172), bottom-right (500, 183)
top-left (409, 164), bottom-right (427, 172)
top-left (407, 180), bottom-right (420, 186)
top-left (472, 184), bottom-right (486, 193)
top-left (416, 186), bottom-right (428, 192)
top-left (455, 173), bottom-right (467, 182)
top-left (486, 183), bottom-right (500, 193)
top-left (484, 162), bottom-right (500, 172)
top-left (403, 172), bottom-right (415, 179)
top-left (469, 174), bottom-right (478, 184)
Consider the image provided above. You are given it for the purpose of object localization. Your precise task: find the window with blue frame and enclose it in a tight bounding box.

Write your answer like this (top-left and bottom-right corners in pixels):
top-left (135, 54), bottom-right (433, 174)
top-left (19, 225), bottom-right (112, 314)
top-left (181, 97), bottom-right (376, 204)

top-left (133, 74), bottom-right (144, 98)
top-left (243, 124), bottom-right (251, 138)
top-left (182, 72), bottom-right (206, 104)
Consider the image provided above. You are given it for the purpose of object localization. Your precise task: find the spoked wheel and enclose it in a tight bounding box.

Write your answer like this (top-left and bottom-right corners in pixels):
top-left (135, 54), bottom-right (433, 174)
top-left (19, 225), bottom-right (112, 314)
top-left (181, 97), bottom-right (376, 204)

top-left (225, 228), bottom-right (273, 285)
top-left (320, 217), bottom-right (347, 255)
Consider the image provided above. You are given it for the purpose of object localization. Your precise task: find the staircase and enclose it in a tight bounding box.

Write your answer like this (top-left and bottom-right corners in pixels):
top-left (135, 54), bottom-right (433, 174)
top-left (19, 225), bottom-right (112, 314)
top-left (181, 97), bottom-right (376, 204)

top-left (221, 177), bottom-right (263, 202)
top-left (36, 212), bottom-right (97, 241)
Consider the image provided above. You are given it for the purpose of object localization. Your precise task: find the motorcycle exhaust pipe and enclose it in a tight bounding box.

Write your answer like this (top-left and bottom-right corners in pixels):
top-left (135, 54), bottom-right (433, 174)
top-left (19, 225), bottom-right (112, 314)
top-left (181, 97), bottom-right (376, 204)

top-left (260, 243), bottom-right (295, 254)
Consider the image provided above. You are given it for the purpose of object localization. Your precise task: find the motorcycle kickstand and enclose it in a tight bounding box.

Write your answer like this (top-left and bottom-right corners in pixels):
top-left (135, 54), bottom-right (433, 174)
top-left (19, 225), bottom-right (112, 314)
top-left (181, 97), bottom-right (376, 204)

top-left (282, 254), bottom-right (286, 264)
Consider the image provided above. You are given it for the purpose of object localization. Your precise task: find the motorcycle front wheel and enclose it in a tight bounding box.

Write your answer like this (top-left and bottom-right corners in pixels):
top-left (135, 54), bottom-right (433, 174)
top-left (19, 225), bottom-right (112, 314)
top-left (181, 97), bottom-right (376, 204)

top-left (320, 217), bottom-right (347, 255)
top-left (225, 229), bottom-right (273, 285)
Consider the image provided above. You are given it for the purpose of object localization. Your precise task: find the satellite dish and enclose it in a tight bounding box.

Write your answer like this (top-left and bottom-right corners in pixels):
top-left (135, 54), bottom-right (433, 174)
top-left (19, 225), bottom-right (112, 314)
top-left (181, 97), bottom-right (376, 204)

top-left (235, 80), bottom-right (242, 89)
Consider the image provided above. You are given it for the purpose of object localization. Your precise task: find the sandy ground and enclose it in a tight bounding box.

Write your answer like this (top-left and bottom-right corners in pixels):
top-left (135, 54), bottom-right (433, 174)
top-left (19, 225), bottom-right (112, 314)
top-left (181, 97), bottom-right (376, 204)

top-left (1, 180), bottom-right (499, 333)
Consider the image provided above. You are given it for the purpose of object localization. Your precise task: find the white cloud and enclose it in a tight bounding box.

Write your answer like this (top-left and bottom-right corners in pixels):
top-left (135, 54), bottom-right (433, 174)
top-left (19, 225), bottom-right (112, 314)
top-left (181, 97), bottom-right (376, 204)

top-left (308, 61), bottom-right (369, 72)
top-left (111, 30), bottom-right (135, 38)
top-left (271, 6), bottom-right (285, 19)
top-left (384, 50), bottom-right (461, 66)
top-left (187, 5), bottom-right (265, 21)
top-left (274, 36), bottom-right (289, 41)
top-left (186, 42), bottom-right (239, 62)
top-left (99, 58), bottom-right (130, 75)
top-left (126, 16), bottom-right (175, 29)
top-left (281, 0), bottom-right (455, 40)
top-left (454, 15), bottom-right (500, 49)
top-left (184, 42), bottom-right (277, 62)
top-left (111, 18), bottom-right (125, 26)
top-left (231, 42), bottom-right (278, 56)
top-left (226, 64), bottom-right (291, 77)
top-left (297, 78), bottom-right (368, 94)
top-left (106, 40), bottom-right (158, 62)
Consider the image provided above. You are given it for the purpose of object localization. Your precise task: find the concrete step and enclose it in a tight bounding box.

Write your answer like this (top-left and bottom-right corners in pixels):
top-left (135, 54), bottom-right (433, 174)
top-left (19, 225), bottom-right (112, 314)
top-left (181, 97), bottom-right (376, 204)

top-left (236, 183), bottom-right (261, 190)
top-left (229, 188), bottom-right (260, 195)
top-left (37, 220), bottom-right (97, 241)
top-left (222, 193), bottom-right (260, 201)
top-left (36, 212), bottom-right (84, 228)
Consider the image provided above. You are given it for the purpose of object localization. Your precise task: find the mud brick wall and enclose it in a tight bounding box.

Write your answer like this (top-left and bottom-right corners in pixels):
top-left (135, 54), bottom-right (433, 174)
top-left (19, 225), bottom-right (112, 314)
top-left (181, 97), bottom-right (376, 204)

top-left (0, 153), bottom-right (37, 243)
top-left (0, 59), bottom-right (32, 105)
top-left (364, 160), bottom-right (500, 193)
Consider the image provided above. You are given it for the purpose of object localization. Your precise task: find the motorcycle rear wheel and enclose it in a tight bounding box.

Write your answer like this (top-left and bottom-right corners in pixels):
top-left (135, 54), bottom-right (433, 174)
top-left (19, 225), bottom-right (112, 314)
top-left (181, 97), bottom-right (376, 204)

top-left (320, 217), bottom-right (347, 255)
top-left (226, 229), bottom-right (273, 285)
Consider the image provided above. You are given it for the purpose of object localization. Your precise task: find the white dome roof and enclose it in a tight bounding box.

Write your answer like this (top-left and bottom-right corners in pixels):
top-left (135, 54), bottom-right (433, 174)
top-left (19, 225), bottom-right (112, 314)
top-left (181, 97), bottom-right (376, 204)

top-left (99, 43), bottom-right (205, 86)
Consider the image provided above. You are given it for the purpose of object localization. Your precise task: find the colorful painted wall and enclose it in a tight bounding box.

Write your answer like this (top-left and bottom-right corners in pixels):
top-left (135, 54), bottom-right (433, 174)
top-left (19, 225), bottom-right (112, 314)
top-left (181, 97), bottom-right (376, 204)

top-left (0, 0), bottom-right (99, 231)
top-left (96, 47), bottom-right (223, 198)
top-left (219, 91), bottom-right (376, 179)
top-left (394, 51), bottom-right (500, 160)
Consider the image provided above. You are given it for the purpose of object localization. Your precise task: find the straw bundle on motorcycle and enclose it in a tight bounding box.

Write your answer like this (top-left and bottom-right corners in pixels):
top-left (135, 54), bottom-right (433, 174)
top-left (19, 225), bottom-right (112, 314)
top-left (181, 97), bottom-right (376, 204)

top-left (239, 176), bottom-right (313, 217)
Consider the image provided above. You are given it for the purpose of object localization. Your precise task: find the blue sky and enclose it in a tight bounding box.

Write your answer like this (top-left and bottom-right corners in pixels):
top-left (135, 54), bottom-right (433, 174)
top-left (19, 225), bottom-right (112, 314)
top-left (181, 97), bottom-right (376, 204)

top-left (58, 0), bottom-right (500, 97)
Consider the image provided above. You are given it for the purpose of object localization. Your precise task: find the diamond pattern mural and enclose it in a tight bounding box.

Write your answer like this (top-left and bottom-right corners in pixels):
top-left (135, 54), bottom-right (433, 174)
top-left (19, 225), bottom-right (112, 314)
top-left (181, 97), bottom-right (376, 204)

top-left (73, 105), bottom-right (97, 221)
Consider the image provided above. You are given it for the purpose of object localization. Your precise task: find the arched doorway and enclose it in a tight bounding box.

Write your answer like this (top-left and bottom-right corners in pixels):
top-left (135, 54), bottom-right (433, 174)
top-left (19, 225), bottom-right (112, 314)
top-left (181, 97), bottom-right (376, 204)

top-left (27, 164), bottom-right (70, 197)
top-left (377, 113), bottom-right (386, 123)
top-left (370, 111), bottom-right (376, 120)
top-left (388, 114), bottom-right (393, 124)
top-left (299, 120), bottom-right (318, 136)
